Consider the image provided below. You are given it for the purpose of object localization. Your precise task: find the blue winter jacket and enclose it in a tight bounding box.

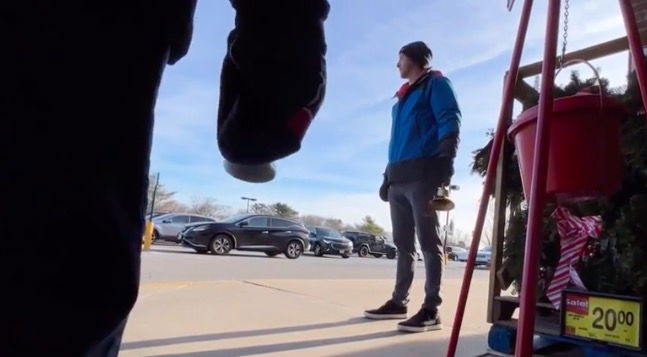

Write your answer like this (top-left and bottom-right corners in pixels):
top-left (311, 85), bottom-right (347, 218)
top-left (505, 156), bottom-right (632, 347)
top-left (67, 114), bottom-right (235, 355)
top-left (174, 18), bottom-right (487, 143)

top-left (389, 72), bottom-right (461, 164)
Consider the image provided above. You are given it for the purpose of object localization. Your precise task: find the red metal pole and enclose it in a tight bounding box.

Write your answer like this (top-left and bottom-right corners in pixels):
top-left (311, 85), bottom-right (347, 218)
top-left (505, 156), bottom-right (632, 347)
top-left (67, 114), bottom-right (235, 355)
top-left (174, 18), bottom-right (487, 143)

top-left (445, 1), bottom-right (534, 356)
top-left (620, 0), bottom-right (647, 123)
top-left (515, 1), bottom-right (561, 356)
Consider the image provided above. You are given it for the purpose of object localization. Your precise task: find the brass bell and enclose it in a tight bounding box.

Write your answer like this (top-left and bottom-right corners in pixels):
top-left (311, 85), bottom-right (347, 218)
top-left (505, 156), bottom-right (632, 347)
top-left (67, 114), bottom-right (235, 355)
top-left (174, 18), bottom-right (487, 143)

top-left (429, 186), bottom-right (455, 212)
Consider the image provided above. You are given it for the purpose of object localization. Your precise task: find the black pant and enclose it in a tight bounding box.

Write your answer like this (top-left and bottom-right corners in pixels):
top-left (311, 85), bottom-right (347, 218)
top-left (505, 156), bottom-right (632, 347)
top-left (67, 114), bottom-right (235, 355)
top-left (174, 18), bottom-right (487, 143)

top-left (389, 180), bottom-right (444, 310)
top-left (1, 1), bottom-right (329, 354)
top-left (0, 2), bottom-right (194, 355)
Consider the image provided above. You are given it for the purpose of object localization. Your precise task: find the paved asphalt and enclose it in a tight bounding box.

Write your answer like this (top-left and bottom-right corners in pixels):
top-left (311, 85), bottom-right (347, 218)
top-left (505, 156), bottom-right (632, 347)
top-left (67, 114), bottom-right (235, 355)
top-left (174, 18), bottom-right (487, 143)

top-left (124, 243), bottom-right (495, 357)
top-left (141, 243), bottom-right (491, 283)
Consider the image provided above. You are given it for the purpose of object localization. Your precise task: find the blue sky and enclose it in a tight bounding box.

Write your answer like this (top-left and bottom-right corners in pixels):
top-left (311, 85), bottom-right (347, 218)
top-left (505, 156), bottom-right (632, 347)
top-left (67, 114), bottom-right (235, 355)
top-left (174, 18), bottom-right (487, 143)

top-left (151, 1), bottom-right (628, 235)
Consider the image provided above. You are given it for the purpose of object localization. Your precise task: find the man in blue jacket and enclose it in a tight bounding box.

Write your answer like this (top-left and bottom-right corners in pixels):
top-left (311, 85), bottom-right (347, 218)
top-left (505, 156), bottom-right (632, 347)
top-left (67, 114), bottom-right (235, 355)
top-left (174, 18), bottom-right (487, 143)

top-left (365, 41), bottom-right (461, 333)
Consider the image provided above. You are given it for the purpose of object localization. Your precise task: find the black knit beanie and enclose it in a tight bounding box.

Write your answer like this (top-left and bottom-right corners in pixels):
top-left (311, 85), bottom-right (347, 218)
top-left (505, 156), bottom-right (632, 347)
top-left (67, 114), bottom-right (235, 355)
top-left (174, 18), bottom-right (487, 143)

top-left (399, 41), bottom-right (432, 68)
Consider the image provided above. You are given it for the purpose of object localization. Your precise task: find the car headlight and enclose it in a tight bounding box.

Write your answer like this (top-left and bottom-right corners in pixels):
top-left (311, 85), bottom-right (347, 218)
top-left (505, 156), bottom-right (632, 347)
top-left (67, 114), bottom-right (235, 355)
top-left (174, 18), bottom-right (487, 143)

top-left (322, 239), bottom-right (332, 244)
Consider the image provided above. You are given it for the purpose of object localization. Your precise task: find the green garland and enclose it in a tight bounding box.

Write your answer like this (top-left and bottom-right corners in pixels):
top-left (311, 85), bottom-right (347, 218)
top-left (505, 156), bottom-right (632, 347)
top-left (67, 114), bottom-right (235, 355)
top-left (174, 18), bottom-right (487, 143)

top-left (472, 72), bottom-right (647, 299)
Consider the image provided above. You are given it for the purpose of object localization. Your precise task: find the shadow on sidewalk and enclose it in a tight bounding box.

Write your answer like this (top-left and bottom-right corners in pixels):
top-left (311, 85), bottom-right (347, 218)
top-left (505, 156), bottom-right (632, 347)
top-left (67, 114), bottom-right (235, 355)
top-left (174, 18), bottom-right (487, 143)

top-left (144, 330), bottom-right (402, 357)
top-left (121, 317), bottom-right (373, 350)
top-left (329, 334), bottom-right (488, 357)
top-left (143, 332), bottom-right (490, 357)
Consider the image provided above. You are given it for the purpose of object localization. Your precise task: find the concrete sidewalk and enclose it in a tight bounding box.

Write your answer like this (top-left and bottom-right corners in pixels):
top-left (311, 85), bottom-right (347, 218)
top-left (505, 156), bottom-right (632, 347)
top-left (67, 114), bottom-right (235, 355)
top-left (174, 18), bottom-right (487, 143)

top-left (119, 278), bottom-right (492, 357)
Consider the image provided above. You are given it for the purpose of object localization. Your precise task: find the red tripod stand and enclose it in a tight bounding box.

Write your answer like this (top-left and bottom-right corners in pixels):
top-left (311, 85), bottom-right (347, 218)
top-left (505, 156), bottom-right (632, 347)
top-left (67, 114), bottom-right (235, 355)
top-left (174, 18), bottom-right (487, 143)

top-left (446, 1), bottom-right (647, 356)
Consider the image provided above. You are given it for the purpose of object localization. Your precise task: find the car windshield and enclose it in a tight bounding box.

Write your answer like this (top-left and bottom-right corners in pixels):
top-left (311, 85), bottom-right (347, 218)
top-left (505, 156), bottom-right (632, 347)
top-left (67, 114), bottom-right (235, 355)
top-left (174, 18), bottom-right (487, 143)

top-left (318, 228), bottom-right (342, 238)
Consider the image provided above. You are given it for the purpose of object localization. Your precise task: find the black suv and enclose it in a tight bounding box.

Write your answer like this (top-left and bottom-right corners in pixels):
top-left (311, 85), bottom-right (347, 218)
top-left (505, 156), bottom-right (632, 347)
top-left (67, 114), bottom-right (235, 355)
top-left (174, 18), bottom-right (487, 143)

top-left (181, 214), bottom-right (310, 259)
top-left (307, 226), bottom-right (353, 258)
top-left (342, 231), bottom-right (397, 259)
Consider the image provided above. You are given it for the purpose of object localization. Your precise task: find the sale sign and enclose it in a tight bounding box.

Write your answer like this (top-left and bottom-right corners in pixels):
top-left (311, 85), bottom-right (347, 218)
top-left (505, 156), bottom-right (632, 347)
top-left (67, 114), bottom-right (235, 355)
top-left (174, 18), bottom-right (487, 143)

top-left (562, 290), bottom-right (643, 350)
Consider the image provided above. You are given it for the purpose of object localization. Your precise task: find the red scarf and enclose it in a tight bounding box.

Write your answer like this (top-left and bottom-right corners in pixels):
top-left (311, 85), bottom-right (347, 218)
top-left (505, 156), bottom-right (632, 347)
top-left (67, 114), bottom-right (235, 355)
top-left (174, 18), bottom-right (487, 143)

top-left (395, 70), bottom-right (443, 100)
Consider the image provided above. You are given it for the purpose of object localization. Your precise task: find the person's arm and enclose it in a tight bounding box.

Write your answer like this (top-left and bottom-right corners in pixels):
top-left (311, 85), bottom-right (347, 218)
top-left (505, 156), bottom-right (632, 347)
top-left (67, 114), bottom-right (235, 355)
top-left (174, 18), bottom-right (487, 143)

top-left (165, 0), bottom-right (198, 65)
top-left (430, 76), bottom-right (461, 158)
top-left (430, 77), bottom-right (461, 184)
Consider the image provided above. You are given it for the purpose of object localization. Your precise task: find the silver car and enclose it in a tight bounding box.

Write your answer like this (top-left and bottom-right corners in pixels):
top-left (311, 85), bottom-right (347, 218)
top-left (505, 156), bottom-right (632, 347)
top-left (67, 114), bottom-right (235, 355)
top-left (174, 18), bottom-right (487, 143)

top-left (152, 213), bottom-right (216, 243)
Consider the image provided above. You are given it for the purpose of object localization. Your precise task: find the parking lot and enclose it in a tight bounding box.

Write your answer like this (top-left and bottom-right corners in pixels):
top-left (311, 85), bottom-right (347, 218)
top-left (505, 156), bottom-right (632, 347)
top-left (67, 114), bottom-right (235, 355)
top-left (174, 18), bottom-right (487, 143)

top-left (120, 244), bottom-right (493, 357)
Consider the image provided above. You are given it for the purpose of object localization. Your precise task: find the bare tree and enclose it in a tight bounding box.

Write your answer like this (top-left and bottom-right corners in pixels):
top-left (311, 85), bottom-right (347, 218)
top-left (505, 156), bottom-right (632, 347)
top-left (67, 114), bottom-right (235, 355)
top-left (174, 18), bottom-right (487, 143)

top-left (188, 197), bottom-right (230, 219)
top-left (156, 200), bottom-right (188, 213)
top-left (323, 218), bottom-right (344, 231)
top-left (147, 175), bottom-right (182, 214)
top-left (300, 215), bottom-right (346, 231)
top-left (270, 202), bottom-right (298, 217)
top-left (355, 216), bottom-right (384, 235)
top-left (250, 203), bottom-right (273, 215)
top-left (301, 215), bottom-right (325, 227)
top-left (482, 199), bottom-right (495, 247)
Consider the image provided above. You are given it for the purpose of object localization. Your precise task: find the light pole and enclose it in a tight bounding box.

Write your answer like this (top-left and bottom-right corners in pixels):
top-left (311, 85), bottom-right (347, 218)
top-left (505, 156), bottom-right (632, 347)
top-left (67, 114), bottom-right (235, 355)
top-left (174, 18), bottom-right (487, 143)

top-left (149, 173), bottom-right (160, 218)
top-left (444, 185), bottom-right (460, 264)
top-left (241, 196), bottom-right (257, 213)
top-left (143, 172), bottom-right (160, 251)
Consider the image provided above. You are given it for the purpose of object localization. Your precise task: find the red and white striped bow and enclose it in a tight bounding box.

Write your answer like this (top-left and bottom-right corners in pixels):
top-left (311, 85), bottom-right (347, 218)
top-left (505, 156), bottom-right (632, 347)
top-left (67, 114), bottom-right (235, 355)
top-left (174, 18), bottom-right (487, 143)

top-left (545, 207), bottom-right (603, 309)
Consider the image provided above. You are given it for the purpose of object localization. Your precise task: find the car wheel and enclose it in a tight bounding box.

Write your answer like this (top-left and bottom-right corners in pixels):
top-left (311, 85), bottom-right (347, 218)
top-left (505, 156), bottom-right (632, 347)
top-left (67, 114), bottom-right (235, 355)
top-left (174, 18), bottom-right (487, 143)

top-left (341, 254), bottom-right (350, 259)
top-left (285, 240), bottom-right (304, 259)
top-left (386, 250), bottom-right (397, 260)
top-left (210, 235), bottom-right (233, 255)
top-left (372, 253), bottom-right (383, 258)
top-left (358, 246), bottom-right (369, 257)
top-left (152, 230), bottom-right (160, 244)
top-left (313, 244), bottom-right (324, 257)
top-left (265, 252), bottom-right (279, 257)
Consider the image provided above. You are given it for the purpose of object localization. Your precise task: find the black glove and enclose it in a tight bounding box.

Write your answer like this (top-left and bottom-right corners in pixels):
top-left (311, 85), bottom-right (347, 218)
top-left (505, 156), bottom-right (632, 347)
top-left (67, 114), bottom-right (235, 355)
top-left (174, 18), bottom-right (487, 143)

top-left (437, 135), bottom-right (458, 186)
top-left (379, 173), bottom-right (389, 202)
top-left (438, 134), bottom-right (459, 159)
top-left (436, 157), bottom-right (454, 187)
top-left (218, 0), bottom-right (329, 168)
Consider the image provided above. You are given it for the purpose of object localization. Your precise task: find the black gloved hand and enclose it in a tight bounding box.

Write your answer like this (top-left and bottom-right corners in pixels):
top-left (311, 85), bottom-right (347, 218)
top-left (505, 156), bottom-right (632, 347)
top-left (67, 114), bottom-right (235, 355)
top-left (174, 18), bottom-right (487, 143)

top-left (436, 134), bottom-right (458, 186)
top-left (218, 0), bottom-right (329, 171)
top-left (436, 156), bottom-right (454, 187)
top-left (379, 173), bottom-right (389, 202)
top-left (437, 134), bottom-right (459, 159)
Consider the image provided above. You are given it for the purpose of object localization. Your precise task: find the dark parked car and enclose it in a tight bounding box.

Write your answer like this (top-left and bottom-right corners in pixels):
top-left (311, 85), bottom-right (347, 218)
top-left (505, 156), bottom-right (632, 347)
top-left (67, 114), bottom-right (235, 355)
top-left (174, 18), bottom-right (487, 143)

top-left (180, 214), bottom-right (311, 259)
top-left (342, 231), bottom-right (397, 259)
top-left (307, 227), bottom-right (353, 258)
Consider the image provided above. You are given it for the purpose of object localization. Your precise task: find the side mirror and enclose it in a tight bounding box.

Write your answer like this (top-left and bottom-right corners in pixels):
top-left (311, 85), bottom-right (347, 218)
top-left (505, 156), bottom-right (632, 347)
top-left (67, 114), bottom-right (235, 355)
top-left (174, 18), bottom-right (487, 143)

top-left (309, 232), bottom-right (316, 238)
top-left (238, 221), bottom-right (248, 227)
top-left (162, 219), bottom-right (172, 224)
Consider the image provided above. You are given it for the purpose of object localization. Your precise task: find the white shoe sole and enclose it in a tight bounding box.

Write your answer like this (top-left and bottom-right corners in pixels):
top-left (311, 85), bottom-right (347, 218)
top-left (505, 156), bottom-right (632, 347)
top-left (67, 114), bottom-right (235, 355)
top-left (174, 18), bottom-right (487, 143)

top-left (364, 311), bottom-right (408, 320)
top-left (397, 324), bottom-right (443, 333)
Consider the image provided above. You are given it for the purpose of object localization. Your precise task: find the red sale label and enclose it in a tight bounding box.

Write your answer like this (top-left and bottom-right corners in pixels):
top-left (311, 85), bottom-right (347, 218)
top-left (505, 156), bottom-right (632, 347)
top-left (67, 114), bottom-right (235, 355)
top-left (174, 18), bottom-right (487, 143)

top-left (565, 294), bottom-right (589, 315)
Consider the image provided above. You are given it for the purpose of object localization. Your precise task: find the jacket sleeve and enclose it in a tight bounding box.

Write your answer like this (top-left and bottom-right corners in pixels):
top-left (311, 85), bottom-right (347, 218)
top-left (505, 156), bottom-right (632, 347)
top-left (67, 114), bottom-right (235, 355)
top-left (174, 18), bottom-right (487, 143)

top-left (165, 0), bottom-right (198, 65)
top-left (430, 76), bottom-right (461, 141)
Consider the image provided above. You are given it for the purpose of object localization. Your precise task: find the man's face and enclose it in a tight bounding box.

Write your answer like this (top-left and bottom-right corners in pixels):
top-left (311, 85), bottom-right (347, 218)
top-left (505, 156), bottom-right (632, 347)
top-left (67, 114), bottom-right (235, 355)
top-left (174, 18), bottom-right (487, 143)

top-left (397, 53), bottom-right (416, 79)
